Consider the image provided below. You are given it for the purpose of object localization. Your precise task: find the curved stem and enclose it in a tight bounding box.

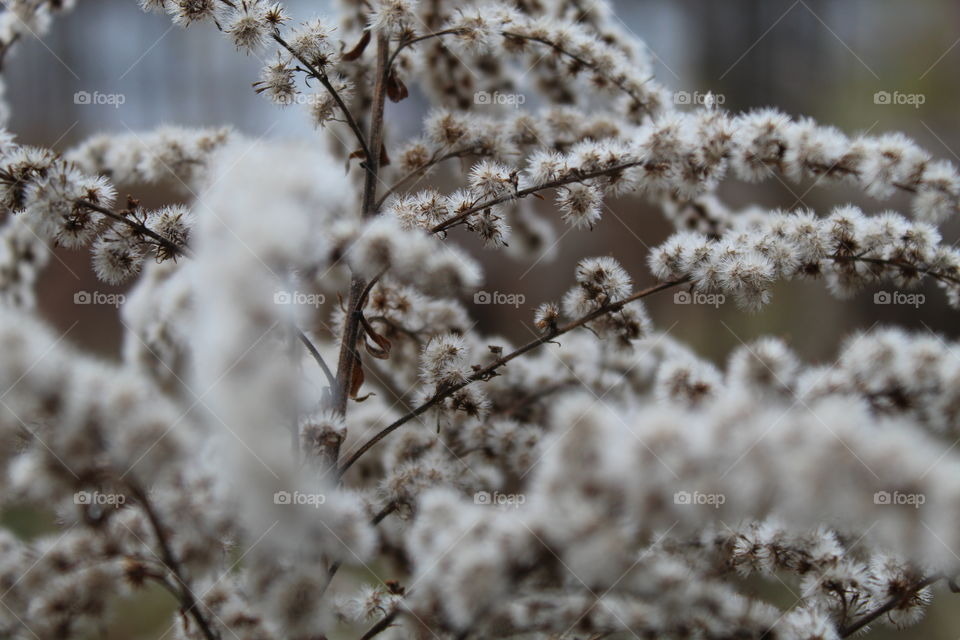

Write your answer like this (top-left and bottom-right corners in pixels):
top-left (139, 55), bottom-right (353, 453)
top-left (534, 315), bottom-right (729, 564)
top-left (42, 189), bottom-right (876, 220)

top-left (319, 502), bottom-right (398, 599)
top-left (127, 482), bottom-right (218, 640)
top-left (375, 146), bottom-right (483, 210)
top-left (273, 32), bottom-right (372, 166)
top-left (297, 329), bottom-right (337, 391)
top-left (501, 31), bottom-right (649, 102)
top-left (385, 28), bottom-right (466, 73)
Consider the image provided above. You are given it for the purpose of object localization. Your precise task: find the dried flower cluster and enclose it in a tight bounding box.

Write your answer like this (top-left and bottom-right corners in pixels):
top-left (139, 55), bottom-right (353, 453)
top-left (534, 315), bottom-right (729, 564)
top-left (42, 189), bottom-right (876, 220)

top-left (0, 1), bottom-right (958, 639)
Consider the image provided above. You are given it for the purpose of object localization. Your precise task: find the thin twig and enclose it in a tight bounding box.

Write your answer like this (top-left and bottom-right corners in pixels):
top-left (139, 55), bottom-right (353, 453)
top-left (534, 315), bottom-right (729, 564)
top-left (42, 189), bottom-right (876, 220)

top-left (838, 574), bottom-right (942, 637)
top-left (429, 160), bottom-right (650, 234)
top-left (319, 502), bottom-right (398, 597)
top-left (385, 28), bottom-right (467, 73)
top-left (337, 278), bottom-right (689, 478)
top-left (834, 255), bottom-right (960, 286)
top-left (375, 145), bottom-right (484, 210)
top-left (359, 267), bottom-right (388, 307)
top-left (386, 28), bottom-right (649, 105)
top-left (501, 30), bottom-right (649, 102)
top-left (127, 482), bottom-right (219, 640)
top-left (360, 610), bottom-right (398, 640)
top-left (273, 32), bottom-right (372, 165)
top-left (297, 329), bottom-right (338, 392)
top-left (76, 199), bottom-right (191, 258)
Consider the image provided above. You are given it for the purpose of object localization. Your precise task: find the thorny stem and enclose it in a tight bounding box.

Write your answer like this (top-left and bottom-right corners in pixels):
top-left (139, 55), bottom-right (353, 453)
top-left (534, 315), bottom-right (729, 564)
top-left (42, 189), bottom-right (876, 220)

top-left (838, 574), bottom-right (943, 637)
top-left (127, 482), bottom-right (219, 640)
top-left (272, 32), bottom-right (372, 166)
top-left (337, 278), bottom-right (689, 478)
top-left (76, 199), bottom-right (191, 259)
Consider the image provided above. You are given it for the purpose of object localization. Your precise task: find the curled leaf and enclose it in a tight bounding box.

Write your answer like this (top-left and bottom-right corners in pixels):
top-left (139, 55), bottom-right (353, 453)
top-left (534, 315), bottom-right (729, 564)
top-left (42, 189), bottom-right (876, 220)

top-left (349, 353), bottom-right (365, 399)
top-left (360, 314), bottom-right (392, 360)
top-left (341, 29), bottom-right (371, 61)
top-left (386, 72), bottom-right (409, 103)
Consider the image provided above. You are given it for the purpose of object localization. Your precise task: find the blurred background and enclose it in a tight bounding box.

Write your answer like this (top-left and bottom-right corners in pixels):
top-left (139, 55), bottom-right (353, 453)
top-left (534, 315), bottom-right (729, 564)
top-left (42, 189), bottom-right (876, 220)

top-left (4, 0), bottom-right (960, 637)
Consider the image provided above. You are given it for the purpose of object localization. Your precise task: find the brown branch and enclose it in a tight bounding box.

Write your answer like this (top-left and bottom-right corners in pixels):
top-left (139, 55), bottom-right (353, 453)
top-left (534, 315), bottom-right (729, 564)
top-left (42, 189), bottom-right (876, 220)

top-left (337, 278), bottom-right (688, 478)
top-left (331, 33), bottom-right (392, 455)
